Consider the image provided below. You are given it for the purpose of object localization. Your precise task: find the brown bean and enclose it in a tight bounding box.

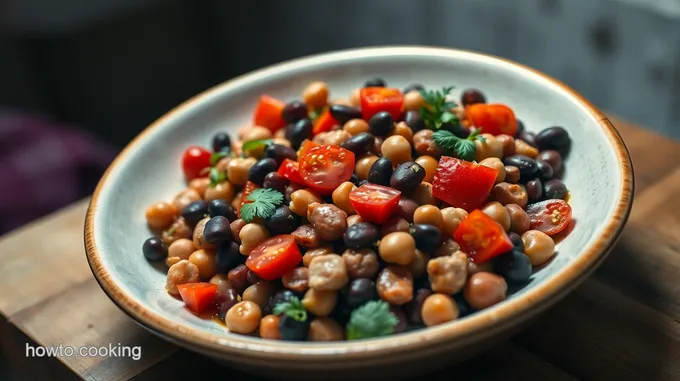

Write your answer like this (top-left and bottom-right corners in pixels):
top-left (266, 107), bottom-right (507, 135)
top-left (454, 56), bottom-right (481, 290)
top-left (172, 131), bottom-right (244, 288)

top-left (479, 157), bottom-right (506, 184)
top-left (289, 189), bottom-right (322, 216)
top-left (378, 232), bottom-right (416, 265)
top-left (394, 198), bottom-right (418, 222)
top-left (496, 134), bottom-right (516, 157)
top-left (522, 230), bottom-right (555, 265)
top-left (308, 254), bottom-right (348, 291)
top-left (282, 267), bottom-right (309, 293)
top-left (390, 121), bottom-right (414, 144)
top-left (343, 119), bottom-right (370, 136)
top-left (302, 288), bottom-right (337, 317)
top-left (303, 245), bottom-right (334, 267)
top-left (415, 156), bottom-right (438, 183)
top-left (205, 181), bottom-right (236, 202)
top-left (515, 139), bottom-right (538, 158)
top-left (482, 201), bottom-right (511, 231)
top-left (225, 301), bottom-right (261, 334)
top-left (292, 224), bottom-right (324, 248)
top-left (162, 217), bottom-right (192, 245)
top-left (354, 155), bottom-right (380, 180)
top-left (259, 315), bottom-right (281, 339)
top-left (165, 259), bottom-right (200, 295)
top-left (228, 264), bottom-right (249, 294)
top-left (209, 274), bottom-right (232, 294)
top-left (172, 189), bottom-right (201, 212)
top-left (193, 217), bottom-right (215, 249)
top-left (440, 207), bottom-right (468, 238)
top-left (380, 217), bottom-right (410, 237)
top-left (409, 249), bottom-right (430, 278)
top-left (468, 260), bottom-right (494, 275)
top-left (413, 130), bottom-right (442, 157)
top-left (413, 205), bottom-right (443, 229)
top-left (381, 135), bottom-right (412, 165)
top-left (427, 251), bottom-right (468, 294)
top-left (342, 249), bottom-right (380, 279)
top-left (504, 166), bottom-right (520, 183)
top-left (410, 182), bottom-right (438, 206)
top-left (421, 293), bottom-right (459, 326)
top-left (303, 81), bottom-right (329, 108)
top-left (308, 317), bottom-right (344, 341)
top-left (435, 237), bottom-right (461, 258)
top-left (145, 202), bottom-right (178, 230)
top-left (490, 182), bottom-right (528, 208)
top-left (332, 182), bottom-right (357, 215)
top-left (230, 218), bottom-right (246, 244)
top-left (242, 281), bottom-right (275, 309)
top-left (463, 272), bottom-right (507, 310)
top-left (505, 204), bottom-right (531, 234)
top-left (189, 249), bottom-right (218, 279)
top-left (307, 203), bottom-right (348, 241)
top-left (376, 266), bottom-right (414, 305)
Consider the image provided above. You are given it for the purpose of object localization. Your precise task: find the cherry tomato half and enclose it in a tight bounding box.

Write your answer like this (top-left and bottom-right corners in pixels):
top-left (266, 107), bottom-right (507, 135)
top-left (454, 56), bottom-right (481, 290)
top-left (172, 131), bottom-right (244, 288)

top-left (277, 159), bottom-right (305, 185)
top-left (177, 282), bottom-right (218, 314)
top-left (348, 183), bottom-right (401, 224)
top-left (299, 145), bottom-right (355, 195)
top-left (454, 210), bottom-right (514, 264)
top-left (465, 103), bottom-right (517, 136)
top-left (181, 145), bottom-right (212, 181)
top-left (525, 199), bottom-right (572, 236)
top-left (432, 156), bottom-right (498, 212)
top-left (246, 235), bottom-right (302, 280)
top-left (253, 95), bottom-right (286, 132)
top-left (360, 87), bottom-right (404, 120)
top-left (312, 108), bottom-right (340, 135)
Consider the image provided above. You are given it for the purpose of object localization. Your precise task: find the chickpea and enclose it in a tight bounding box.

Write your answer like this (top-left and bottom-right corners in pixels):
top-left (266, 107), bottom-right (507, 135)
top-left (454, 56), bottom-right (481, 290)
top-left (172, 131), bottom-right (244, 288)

top-left (504, 166), bottom-right (520, 183)
top-left (243, 126), bottom-right (273, 143)
top-left (259, 315), bottom-right (281, 339)
top-left (381, 135), bottom-right (412, 165)
top-left (515, 139), bottom-right (538, 158)
top-left (193, 217), bottom-right (215, 249)
top-left (479, 157), bottom-right (506, 184)
top-left (506, 204), bottom-right (530, 234)
top-left (312, 131), bottom-right (331, 145)
top-left (225, 301), bottom-right (261, 334)
top-left (349, 88), bottom-right (361, 107)
top-left (323, 130), bottom-right (351, 146)
top-left (463, 272), bottom-right (507, 310)
top-left (172, 189), bottom-right (201, 213)
top-left (440, 207), bottom-right (468, 238)
top-left (215, 157), bottom-right (231, 173)
top-left (227, 157), bottom-right (257, 186)
top-left (413, 130), bottom-right (442, 157)
top-left (482, 201), bottom-right (511, 231)
top-left (204, 181), bottom-right (236, 202)
top-left (239, 223), bottom-right (270, 255)
top-left (302, 81), bottom-right (329, 108)
top-left (390, 122), bottom-right (414, 144)
top-left (209, 273), bottom-right (232, 293)
top-left (242, 281), bottom-right (275, 309)
top-left (421, 294), bottom-right (459, 327)
top-left (475, 134), bottom-right (503, 161)
top-left (522, 230), bottom-right (555, 266)
top-left (496, 134), bottom-right (516, 157)
top-left (415, 156), bottom-right (438, 183)
top-left (145, 202), bottom-right (177, 230)
top-left (343, 118), bottom-right (370, 136)
top-left (230, 218), bottom-right (246, 244)
top-left (379, 232), bottom-right (416, 265)
top-left (411, 182), bottom-right (438, 206)
top-left (165, 257), bottom-right (181, 267)
top-left (165, 259), bottom-right (200, 295)
top-left (188, 249), bottom-right (218, 279)
top-left (403, 90), bottom-right (427, 111)
top-left (289, 189), bottom-right (322, 216)
top-left (490, 182), bottom-right (528, 208)
top-left (468, 260), bottom-right (494, 275)
top-left (167, 238), bottom-right (195, 261)
top-left (308, 317), bottom-right (344, 341)
top-left (346, 214), bottom-right (364, 226)
top-left (354, 155), bottom-right (379, 180)
top-left (332, 182), bottom-right (357, 214)
top-left (302, 288), bottom-right (337, 317)
top-left (435, 237), bottom-right (460, 258)
top-left (162, 217), bottom-right (192, 245)
top-left (303, 245), bottom-right (334, 267)
top-left (380, 217), bottom-right (410, 237)
top-left (409, 249), bottom-right (429, 278)
top-left (189, 178), bottom-right (210, 198)
top-left (282, 267), bottom-right (309, 293)
top-left (273, 138), bottom-right (292, 148)
top-left (274, 127), bottom-right (287, 139)
top-left (413, 205), bottom-right (443, 229)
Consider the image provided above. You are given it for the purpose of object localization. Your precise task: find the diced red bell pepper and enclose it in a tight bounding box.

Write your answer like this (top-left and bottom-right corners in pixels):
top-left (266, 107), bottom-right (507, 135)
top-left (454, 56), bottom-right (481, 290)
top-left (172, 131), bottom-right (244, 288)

top-left (246, 235), bottom-right (302, 280)
top-left (360, 87), bottom-right (404, 121)
top-left (277, 159), bottom-right (305, 185)
top-left (432, 156), bottom-right (498, 212)
top-left (253, 95), bottom-right (286, 132)
top-left (312, 108), bottom-right (339, 135)
top-left (177, 282), bottom-right (218, 314)
top-left (465, 103), bottom-right (517, 136)
top-left (348, 183), bottom-right (401, 224)
top-left (454, 210), bottom-right (513, 264)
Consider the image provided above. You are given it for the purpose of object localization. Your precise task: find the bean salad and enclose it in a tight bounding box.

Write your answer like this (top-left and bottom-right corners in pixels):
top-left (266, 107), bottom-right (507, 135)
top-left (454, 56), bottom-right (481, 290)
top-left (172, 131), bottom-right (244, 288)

top-left (142, 79), bottom-right (573, 341)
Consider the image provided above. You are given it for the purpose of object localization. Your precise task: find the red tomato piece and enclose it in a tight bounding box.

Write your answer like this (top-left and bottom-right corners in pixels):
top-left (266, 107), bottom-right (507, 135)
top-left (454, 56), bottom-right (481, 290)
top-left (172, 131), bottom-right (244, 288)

top-left (432, 156), bottom-right (498, 212)
top-left (360, 87), bottom-right (404, 120)
top-left (312, 108), bottom-right (339, 135)
top-left (297, 139), bottom-right (320, 159)
top-left (277, 159), bottom-right (305, 185)
top-left (348, 183), bottom-right (401, 224)
top-left (177, 282), bottom-right (218, 314)
top-left (238, 181), bottom-right (260, 216)
top-left (525, 199), bottom-right (572, 236)
top-left (454, 210), bottom-right (514, 264)
top-left (299, 145), bottom-right (355, 195)
top-left (246, 235), bottom-right (302, 280)
top-left (181, 146), bottom-right (212, 181)
top-left (253, 95), bottom-right (286, 132)
top-left (465, 104), bottom-right (517, 136)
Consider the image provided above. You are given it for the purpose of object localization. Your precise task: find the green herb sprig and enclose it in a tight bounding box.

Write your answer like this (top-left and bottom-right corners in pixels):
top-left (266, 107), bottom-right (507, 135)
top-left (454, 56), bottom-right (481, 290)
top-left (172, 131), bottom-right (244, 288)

top-left (346, 300), bottom-right (399, 340)
top-left (419, 86), bottom-right (459, 130)
top-left (272, 295), bottom-right (307, 322)
top-left (240, 188), bottom-right (284, 222)
top-left (241, 139), bottom-right (273, 153)
top-left (432, 128), bottom-right (485, 162)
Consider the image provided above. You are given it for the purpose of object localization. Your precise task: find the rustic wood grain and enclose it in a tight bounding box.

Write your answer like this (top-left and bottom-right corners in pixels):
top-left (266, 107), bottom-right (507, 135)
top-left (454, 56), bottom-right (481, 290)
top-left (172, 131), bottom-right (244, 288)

top-left (0, 115), bottom-right (678, 381)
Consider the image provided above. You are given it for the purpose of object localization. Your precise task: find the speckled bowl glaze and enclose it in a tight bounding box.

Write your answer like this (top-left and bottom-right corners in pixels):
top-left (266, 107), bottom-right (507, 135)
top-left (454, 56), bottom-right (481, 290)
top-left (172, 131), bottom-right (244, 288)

top-left (85, 46), bottom-right (633, 380)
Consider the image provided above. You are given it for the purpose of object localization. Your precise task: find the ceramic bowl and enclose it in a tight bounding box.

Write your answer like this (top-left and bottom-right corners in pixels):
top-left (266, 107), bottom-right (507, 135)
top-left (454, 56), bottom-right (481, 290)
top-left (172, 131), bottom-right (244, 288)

top-left (85, 46), bottom-right (634, 380)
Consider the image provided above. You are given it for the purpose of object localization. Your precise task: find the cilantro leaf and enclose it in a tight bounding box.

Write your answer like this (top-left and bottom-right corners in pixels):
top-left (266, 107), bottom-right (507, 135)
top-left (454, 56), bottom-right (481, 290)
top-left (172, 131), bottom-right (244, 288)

top-left (346, 300), bottom-right (398, 340)
top-left (208, 167), bottom-right (227, 187)
top-left (432, 130), bottom-right (477, 161)
top-left (209, 151), bottom-right (228, 166)
top-left (419, 86), bottom-right (460, 130)
top-left (272, 295), bottom-right (307, 322)
top-left (239, 188), bottom-right (284, 222)
top-left (454, 140), bottom-right (476, 161)
top-left (242, 139), bottom-right (273, 153)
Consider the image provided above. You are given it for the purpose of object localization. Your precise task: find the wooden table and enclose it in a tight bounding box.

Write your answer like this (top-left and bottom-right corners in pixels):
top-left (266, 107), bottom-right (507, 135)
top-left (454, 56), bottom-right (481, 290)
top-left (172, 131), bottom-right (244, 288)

top-left (1, 115), bottom-right (679, 381)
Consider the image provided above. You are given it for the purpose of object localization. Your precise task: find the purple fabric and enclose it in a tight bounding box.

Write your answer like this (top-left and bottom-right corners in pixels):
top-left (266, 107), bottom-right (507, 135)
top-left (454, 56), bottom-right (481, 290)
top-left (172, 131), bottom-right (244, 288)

top-left (0, 109), bottom-right (118, 234)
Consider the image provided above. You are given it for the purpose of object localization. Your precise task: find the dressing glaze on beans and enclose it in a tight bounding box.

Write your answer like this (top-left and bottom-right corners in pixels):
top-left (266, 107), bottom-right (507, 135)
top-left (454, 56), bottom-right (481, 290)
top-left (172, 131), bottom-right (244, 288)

top-left (142, 80), bottom-right (573, 341)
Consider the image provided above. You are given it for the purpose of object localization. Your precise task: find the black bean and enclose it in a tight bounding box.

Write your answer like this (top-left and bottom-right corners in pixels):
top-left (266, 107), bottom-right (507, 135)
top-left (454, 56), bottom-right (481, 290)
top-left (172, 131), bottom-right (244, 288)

top-left (518, 131), bottom-right (537, 147)
top-left (368, 111), bottom-right (394, 136)
top-left (390, 161), bottom-right (426, 193)
top-left (508, 232), bottom-right (524, 252)
top-left (444, 122), bottom-right (470, 139)
top-left (410, 224), bottom-right (443, 253)
top-left (404, 110), bottom-right (426, 132)
top-left (330, 104), bottom-right (362, 125)
top-left (535, 126), bottom-right (570, 151)
top-left (227, 264), bottom-right (249, 294)
top-left (248, 158), bottom-right (278, 186)
top-left (402, 83), bottom-right (424, 94)
top-left (208, 199), bottom-right (236, 221)
top-left (246, 269), bottom-right (261, 285)
top-left (395, 198), bottom-right (419, 222)
top-left (142, 237), bottom-right (167, 261)
top-left (279, 314), bottom-right (310, 341)
top-left (364, 77), bottom-right (386, 87)
top-left (216, 241), bottom-right (241, 273)
top-left (211, 132), bottom-right (231, 153)
top-left (495, 250), bottom-right (532, 284)
top-left (460, 88), bottom-right (486, 106)
top-left (269, 289), bottom-right (297, 312)
top-left (341, 132), bottom-right (375, 156)
top-left (454, 294), bottom-right (473, 317)
top-left (367, 157), bottom-right (394, 186)
top-left (281, 101), bottom-right (308, 124)
top-left (216, 288), bottom-right (239, 320)
top-left (358, 179), bottom-right (370, 187)
top-left (262, 172), bottom-right (289, 193)
top-left (264, 205), bottom-right (299, 235)
top-left (536, 160), bottom-right (554, 181)
top-left (330, 298), bottom-right (353, 325)
top-left (181, 200), bottom-right (209, 226)
top-left (503, 155), bottom-right (538, 177)
top-left (536, 150), bottom-right (563, 174)
top-left (349, 173), bottom-right (360, 186)
top-left (390, 306), bottom-right (408, 333)
top-left (285, 118), bottom-right (313, 149)
top-left (264, 144), bottom-right (297, 166)
top-left (404, 288), bottom-right (432, 324)
top-left (526, 178), bottom-right (543, 203)
top-left (345, 278), bottom-right (378, 308)
top-left (543, 179), bottom-right (568, 200)
top-left (343, 222), bottom-right (380, 249)
top-left (203, 216), bottom-right (232, 245)
top-left (515, 120), bottom-right (525, 137)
